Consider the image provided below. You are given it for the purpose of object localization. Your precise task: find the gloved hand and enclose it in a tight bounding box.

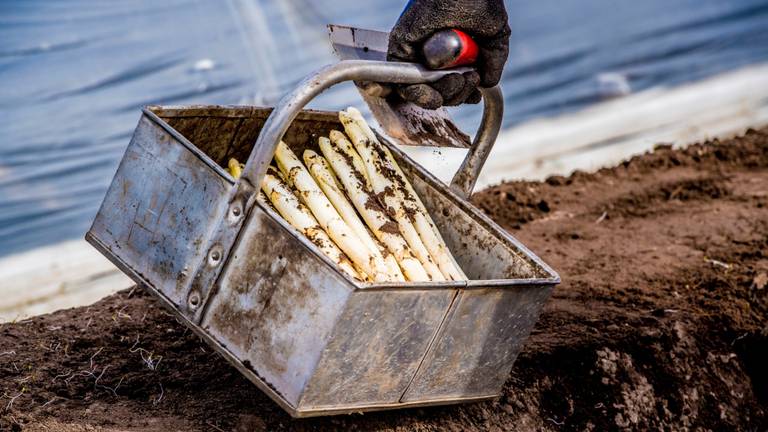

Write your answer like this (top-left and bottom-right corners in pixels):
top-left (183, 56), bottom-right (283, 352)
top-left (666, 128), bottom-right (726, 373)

top-left (388, 0), bottom-right (510, 109)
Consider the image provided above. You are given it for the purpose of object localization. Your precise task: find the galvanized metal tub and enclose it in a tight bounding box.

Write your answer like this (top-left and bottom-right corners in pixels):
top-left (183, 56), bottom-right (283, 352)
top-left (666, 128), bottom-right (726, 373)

top-left (86, 60), bottom-right (559, 417)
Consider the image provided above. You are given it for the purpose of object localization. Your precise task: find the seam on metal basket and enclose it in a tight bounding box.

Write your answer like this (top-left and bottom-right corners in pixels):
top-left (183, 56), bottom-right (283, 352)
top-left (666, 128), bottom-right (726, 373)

top-left (397, 289), bottom-right (463, 402)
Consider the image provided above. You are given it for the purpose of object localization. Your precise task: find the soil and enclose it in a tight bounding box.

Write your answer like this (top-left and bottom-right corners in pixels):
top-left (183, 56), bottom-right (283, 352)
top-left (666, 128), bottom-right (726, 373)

top-left (2, 129), bottom-right (767, 431)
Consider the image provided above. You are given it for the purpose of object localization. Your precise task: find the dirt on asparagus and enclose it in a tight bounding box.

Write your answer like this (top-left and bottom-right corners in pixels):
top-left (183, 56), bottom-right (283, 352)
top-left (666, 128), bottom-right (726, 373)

top-left (2, 129), bottom-right (767, 431)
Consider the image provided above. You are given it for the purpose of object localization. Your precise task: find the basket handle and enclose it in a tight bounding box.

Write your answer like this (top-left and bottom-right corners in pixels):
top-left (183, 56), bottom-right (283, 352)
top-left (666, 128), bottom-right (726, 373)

top-left (241, 60), bottom-right (503, 199)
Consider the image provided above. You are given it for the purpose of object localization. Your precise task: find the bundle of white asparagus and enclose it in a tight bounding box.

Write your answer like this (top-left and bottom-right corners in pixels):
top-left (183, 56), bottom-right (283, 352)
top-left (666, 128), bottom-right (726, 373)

top-left (225, 108), bottom-right (466, 283)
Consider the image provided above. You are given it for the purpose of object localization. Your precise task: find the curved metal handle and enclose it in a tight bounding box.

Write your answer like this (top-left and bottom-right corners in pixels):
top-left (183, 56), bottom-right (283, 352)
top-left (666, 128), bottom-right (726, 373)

top-left (241, 59), bottom-right (503, 199)
top-left (449, 85), bottom-right (503, 199)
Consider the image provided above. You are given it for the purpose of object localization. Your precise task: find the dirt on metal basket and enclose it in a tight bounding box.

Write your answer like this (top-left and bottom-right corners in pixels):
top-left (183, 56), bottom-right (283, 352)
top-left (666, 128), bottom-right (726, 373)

top-left (86, 60), bottom-right (560, 417)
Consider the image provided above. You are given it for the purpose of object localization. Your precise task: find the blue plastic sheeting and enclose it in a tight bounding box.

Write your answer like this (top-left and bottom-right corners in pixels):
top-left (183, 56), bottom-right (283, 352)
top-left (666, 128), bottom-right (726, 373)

top-left (1, 0), bottom-right (767, 256)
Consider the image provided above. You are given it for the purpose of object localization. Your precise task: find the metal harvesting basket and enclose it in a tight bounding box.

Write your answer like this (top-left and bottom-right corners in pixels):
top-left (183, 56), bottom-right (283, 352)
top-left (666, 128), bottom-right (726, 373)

top-left (87, 60), bottom-right (560, 417)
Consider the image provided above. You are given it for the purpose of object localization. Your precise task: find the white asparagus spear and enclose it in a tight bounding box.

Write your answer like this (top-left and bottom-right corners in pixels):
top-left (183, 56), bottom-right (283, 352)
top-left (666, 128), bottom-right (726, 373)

top-left (257, 190), bottom-right (278, 213)
top-left (344, 107), bottom-right (467, 280)
top-left (265, 167), bottom-right (373, 279)
top-left (304, 148), bottom-right (405, 282)
top-left (337, 117), bottom-right (446, 281)
top-left (303, 147), bottom-right (403, 281)
top-left (274, 141), bottom-right (391, 282)
top-left (261, 172), bottom-right (360, 280)
top-left (227, 158), bottom-right (244, 179)
top-left (320, 135), bottom-right (431, 282)
top-left (329, 130), bottom-right (372, 190)
top-left (374, 235), bottom-right (407, 282)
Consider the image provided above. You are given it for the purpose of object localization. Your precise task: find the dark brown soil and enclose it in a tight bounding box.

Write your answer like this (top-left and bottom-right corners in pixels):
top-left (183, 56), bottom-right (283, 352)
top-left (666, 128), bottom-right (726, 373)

top-left (2, 129), bottom-right (767, 431)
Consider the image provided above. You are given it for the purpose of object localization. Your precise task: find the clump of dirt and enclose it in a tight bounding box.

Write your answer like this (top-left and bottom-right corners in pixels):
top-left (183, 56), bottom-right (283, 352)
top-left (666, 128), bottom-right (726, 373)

top-left (474, 184), bottom-right (553, 228)
top-left (2, 129), bottom-right (767, 431)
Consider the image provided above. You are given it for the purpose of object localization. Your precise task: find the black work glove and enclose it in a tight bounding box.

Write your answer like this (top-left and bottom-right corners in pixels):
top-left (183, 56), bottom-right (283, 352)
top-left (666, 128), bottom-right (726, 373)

top-left (387, 0), bottom-right (511, 109)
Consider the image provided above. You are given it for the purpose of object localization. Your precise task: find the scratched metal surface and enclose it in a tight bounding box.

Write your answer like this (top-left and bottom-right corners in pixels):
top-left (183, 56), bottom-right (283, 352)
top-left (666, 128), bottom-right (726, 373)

top-left (201, 208), bottom-right (353, 406)
top-left (298, 288), bottom-right (457, 409)
top-left (88, 114), bottom-right (230, 308)
top-left (401, 285), bottom-right (554, 401)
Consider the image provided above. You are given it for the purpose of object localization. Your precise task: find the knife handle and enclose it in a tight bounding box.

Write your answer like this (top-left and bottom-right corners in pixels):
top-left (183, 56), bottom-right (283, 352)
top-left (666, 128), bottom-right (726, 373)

top-left (422, 29), bottom-right (479, 70)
